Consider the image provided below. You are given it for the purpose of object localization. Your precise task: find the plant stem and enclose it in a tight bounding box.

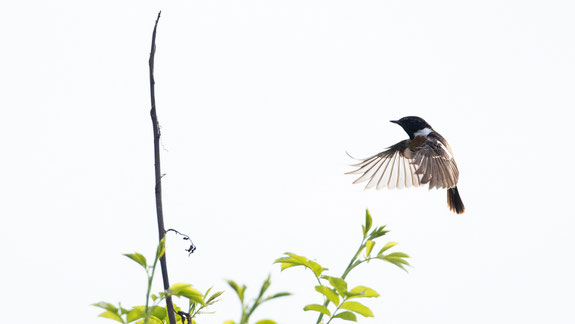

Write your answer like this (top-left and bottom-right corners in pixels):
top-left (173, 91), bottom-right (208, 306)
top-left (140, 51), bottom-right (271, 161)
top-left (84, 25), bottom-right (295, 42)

top-left (325, 297), bottom-right (347, 324)
top-left (239, 297), bottom-right (247, 324)
top-left (144, 257), bottom-right (160, 324)
top-left (341, 238), bottom-right (367, 279)
top-left (148, 11), bottom-right (177, 324)
top-left (315, 238), bottom-right (366, 324)
top-left (245, 296), bottom-right (262, 321)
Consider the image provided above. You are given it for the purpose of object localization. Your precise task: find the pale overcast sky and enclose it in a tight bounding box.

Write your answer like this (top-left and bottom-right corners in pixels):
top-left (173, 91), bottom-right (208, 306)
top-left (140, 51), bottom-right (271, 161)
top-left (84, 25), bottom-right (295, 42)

top-left (2, 1), bottom-right (575, 323)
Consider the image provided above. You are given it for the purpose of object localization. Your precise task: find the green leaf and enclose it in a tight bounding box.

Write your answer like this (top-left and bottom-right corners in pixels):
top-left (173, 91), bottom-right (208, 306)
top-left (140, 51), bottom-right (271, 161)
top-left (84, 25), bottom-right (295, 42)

top-left (147, 315), bottom-right (164, 324)
top-left (169, 283), bottom-right (205, 304)
top-left (204, 286), bottom-right (213, 299)
top-left (255, 320), bottom-right (277, 324)
top-left (257, 275), bottom-right (272, 300)
top-left (274, 253), bottom-right (326, 277)
top-left (207, 291), bottom-right (224, 304)
top-left (385, 252), bottom-right (410, 258)
top-left (323, 276), bottom-right (348, 296)
top-left (365, 240), bottom-right (375, 257)
top-left (149, 306), bottom-right (167, 320)
top-left (303, 304), bottom-right (331, 316)
top-left (264, 292), bottom-right (292, 301)
top-left (368, 226), bottom-right (388, 240)
top-left (377, 242), bottom-right (398, 255)
top-left (378, 252), bottom-right (411, 271)
top-left (383, 257), bottom-right (409, 266)
top-left (93, 302), bottom-right (119, 313)
top-left (126, 306), bottom-right (145, 322)
top-left (364, 209), bottom-right (373, 237)
top-left (315, 286), bottom-right (339, 306)
top-left (189, 302), bottom-right (198, 316)
top-left (274, 252), bottom-right (308, 266)
top-left (181, 288), bottom-right (206, 304)
top-left (349, 286), bottom-right (379, 298)
top-left (98, 311), bottom-right (125, 323)
top-left (156, 237), bottom-right (166, 260)
top-left (123, 253), bottom-right (147, 268)
top-left (382, 259), bottom-right (408, 271)
top-left (340, 301), bottom-right (374, 317)
top-left (307, 259), bottom-right (326, 277)
top-left (279, 262), bottom-right (298, 271)
top-left (222, 321), bottom-right (236, 324)
top-left (334, 311), bottom-right (357, 321)
top-left (169, 283), bottom-right (192, 294)
top-left (226, 280), bottom-right (246, 303)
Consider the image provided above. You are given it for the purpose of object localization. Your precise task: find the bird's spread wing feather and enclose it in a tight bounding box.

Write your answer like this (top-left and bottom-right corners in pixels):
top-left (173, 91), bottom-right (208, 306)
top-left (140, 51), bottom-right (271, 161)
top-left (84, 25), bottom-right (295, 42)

top-left (346, 140), bottom-right (422, 189)
top-left (413, 133), bottom-right (459, 189)
top-left (347, 133), bottom-right (459, 190)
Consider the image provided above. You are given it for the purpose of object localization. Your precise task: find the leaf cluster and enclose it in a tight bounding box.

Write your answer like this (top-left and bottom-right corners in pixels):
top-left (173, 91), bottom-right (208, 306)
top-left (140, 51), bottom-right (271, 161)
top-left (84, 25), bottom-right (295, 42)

top-left (95, 210), bottom-right (410, 324)
top-left (93, 302), bottom-right (177, 324)
top-left (274, 209), bottom-right (410, 323)
top-left (224, 275), bottom-right (291, 324)
top-left (94, 238), bottom-right (222, 324)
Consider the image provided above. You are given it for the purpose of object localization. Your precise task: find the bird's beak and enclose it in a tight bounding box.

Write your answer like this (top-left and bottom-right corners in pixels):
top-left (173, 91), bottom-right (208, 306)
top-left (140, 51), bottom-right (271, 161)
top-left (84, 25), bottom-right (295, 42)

top-left (390, 120), bottom-right (399, 124)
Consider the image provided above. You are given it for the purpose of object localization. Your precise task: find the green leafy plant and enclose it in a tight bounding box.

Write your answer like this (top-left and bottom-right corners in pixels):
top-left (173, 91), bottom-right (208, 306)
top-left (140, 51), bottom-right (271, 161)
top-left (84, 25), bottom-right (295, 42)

top-left (94, 238), bottom-right (222, 324)
top-left (95, 211), bottom-right (409, 324)
top-left (274, 209), bottom-right (410, 323)
top-left (223, 275), bottom-right (291, 324)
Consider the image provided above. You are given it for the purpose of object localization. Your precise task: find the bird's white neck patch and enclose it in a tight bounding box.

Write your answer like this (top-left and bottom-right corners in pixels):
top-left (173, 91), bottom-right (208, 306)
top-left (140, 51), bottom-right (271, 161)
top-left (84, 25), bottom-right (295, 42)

top-left (414, 127), bottom-right (432, 137)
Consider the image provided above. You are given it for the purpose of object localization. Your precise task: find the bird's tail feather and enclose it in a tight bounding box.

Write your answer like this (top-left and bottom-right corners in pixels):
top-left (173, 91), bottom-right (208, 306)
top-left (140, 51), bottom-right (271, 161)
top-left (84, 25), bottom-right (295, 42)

top-left (447, 187), bottom-right (465, 214)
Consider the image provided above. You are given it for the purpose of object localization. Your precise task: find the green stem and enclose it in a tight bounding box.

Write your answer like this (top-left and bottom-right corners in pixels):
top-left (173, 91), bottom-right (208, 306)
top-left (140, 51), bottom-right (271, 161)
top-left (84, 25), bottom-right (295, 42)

top-left (341, 239), bottom-right (366, 279)
top-left (315, 239), bottom-right (366, 324)
top-left (325, 297), bottom-right (347, 324)
top-left (315, 274), bottom-right (324, 287)
top-left (239, 307), bottom-right (245, 324)
top-left (245, 298), bottom-right (262, 322)
top-left (191, 304), bottom-right (205, 319)
top-left (144, 256), bottom-right (160, 324)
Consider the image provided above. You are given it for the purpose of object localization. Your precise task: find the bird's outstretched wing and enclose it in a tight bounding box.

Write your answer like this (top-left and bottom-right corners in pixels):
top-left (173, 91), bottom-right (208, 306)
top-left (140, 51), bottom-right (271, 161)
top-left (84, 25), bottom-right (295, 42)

top-left (413, 133), bottom-right (459, 189)
top-left (346, 140), bottom-right (422, 189)
top-left (347, 133), bottom-right (459, 190)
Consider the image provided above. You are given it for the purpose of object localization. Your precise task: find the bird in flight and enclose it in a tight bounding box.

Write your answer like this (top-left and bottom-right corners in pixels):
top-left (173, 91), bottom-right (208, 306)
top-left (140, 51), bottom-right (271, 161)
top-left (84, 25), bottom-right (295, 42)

top-left (347, 116), bottom-right (465, 214)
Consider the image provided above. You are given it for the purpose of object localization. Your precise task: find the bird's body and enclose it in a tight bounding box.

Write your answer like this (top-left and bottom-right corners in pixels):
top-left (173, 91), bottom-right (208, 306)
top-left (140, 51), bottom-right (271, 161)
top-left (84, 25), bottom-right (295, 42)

top-left (347, 116), bottom-right (465, 214)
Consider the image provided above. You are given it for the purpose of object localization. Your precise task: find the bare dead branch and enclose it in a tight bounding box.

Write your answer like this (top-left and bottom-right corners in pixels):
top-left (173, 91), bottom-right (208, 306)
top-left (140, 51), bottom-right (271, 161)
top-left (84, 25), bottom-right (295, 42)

top-left (148, 10), bottom-right (177, 324)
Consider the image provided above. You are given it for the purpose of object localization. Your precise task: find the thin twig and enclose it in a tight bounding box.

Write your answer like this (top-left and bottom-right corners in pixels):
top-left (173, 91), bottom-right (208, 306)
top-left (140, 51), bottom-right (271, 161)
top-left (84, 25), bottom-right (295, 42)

top-left (149, 10), bottom-right (177, 324)
top-left (166, 228), bottom-right (197, 255)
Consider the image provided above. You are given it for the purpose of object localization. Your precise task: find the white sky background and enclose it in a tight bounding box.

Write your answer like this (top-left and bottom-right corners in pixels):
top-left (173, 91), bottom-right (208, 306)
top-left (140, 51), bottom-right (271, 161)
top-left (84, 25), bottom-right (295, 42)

top-left (2, 1), bottom-right (575, 323)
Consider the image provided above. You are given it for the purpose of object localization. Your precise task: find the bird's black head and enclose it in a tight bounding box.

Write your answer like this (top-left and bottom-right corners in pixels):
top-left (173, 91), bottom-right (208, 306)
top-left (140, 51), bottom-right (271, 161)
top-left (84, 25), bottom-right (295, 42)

top-left (390, 116), bottom-right (432, 139)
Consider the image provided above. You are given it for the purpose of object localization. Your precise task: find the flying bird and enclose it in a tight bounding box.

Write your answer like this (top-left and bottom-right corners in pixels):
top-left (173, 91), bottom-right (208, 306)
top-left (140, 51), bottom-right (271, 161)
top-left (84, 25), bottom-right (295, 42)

top-left (347, 116), bottom-right (465, 214)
